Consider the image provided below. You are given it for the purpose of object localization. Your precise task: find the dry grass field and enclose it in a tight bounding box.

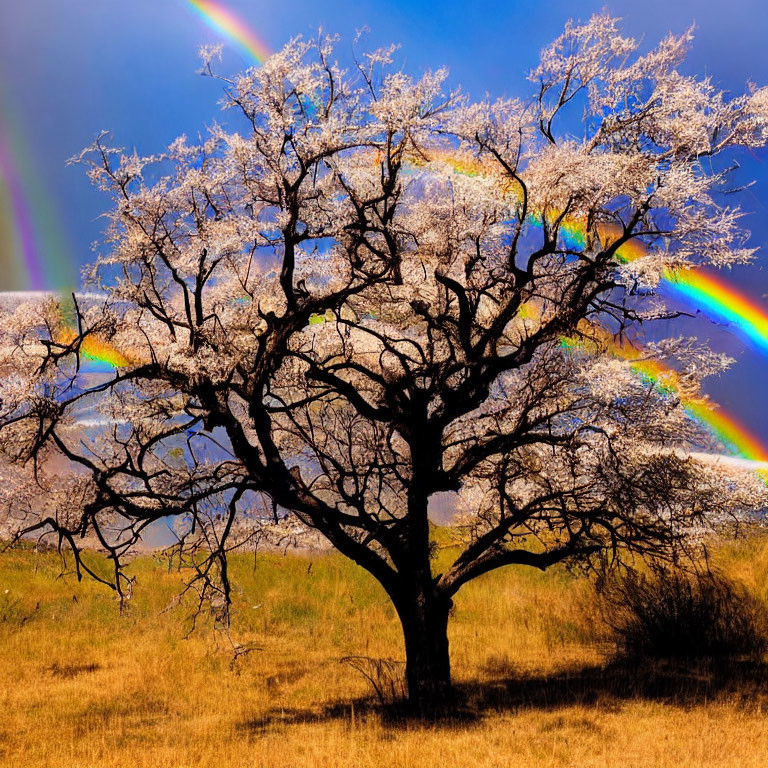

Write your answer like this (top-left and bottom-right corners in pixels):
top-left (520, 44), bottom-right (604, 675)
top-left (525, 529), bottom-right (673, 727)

top-left (3, 532), bottom-right (768, 768)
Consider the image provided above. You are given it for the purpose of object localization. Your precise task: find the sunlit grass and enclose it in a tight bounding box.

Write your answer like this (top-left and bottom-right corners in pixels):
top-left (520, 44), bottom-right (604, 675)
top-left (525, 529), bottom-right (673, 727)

top-left (3, 533), bottom-right (768, 767)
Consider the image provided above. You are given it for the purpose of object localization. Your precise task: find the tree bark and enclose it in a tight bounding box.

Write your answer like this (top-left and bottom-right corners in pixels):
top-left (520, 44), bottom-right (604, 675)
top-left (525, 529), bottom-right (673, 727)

top-left (393, 585), bottom-right (453, 713)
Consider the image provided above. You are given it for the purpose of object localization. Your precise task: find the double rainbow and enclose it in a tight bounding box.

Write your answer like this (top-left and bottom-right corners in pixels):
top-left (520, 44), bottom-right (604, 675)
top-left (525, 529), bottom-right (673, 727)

top-left (2, 0), bottom-right (766, 469)
top-left (1, 0), bottom-right (275, 293)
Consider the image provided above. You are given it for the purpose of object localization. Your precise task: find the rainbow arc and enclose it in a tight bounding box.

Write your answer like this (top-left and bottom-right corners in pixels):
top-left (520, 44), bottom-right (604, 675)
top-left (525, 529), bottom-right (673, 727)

top-left (186, 0), bottom-right (271, 64)
top-left (561, 321), bottom-right (768, 467)
top-left (411, 149), bottom-right (768, 355)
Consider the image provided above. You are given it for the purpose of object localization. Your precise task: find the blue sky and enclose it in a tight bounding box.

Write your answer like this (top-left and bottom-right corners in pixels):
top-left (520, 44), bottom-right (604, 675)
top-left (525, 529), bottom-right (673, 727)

top-left (1, 0), bottom-right (767, 441)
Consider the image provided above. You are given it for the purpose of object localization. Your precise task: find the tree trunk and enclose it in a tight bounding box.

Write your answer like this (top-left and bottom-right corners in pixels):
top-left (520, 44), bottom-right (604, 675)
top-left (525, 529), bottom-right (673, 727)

top-left (394, 586), bottom-right (453, 714)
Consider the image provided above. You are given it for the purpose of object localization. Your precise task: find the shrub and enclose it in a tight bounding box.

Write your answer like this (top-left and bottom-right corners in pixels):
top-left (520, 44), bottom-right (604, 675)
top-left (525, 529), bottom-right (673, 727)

top-left (597, 567), bottom-right (768, 661)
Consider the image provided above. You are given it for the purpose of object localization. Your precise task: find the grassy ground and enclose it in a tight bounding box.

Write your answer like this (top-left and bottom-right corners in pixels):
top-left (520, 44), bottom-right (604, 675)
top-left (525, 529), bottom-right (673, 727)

top-left (3, 534), bottom-right (768, 767)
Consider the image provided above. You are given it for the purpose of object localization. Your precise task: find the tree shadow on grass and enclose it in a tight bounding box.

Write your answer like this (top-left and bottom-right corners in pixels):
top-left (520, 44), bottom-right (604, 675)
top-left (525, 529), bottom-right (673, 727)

top-left (236, 657), bottom-right (768, 734)
top-left (456, 657), bottom-right (768, 715)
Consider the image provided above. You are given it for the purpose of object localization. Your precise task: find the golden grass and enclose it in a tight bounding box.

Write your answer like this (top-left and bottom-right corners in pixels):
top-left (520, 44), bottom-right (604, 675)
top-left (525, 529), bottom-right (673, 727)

top-left (3, 535), bottom-right (768, 767)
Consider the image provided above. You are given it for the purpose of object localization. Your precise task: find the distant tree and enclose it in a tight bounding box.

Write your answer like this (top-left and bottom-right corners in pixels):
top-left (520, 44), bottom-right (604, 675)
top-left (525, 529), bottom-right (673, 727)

top-left (1, 15), bottom-right (768, 712)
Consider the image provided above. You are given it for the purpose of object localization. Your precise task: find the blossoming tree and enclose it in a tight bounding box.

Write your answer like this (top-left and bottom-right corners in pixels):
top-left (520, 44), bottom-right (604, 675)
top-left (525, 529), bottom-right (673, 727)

top-left (2, 15), bottom-right (768, 711)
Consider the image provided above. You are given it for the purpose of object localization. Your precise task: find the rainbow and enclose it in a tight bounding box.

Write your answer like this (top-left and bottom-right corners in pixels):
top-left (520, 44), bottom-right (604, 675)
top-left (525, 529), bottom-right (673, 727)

top-left (684, 400), bottom-right (768, 465)
top-left (76, 335), bottom-right (134, 370)
top-left (56, 326), bottom-right (134, 370)
top-left (667, 270), bottom-right (768, 354)
top-left (406, 149), bottom-right (768, 357)
top-left (562, 322), bottom-right (768, 467)
top-left (592, 223), bottom-right (768, 354)
top-left (645, 267), bottom-right (768, 355)
top-left (0, 87), bottom-right (76, 291)
top-left (53, 304), bottom-right (768, 469)
top-left (186, 0), bottom-right (271, 64)
top-left (0, 126), bottom-right (42, 289)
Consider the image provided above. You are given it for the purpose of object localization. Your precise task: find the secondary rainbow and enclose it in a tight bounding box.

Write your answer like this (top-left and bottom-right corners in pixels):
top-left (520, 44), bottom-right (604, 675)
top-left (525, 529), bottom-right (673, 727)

top-left (0, 84), bottom-right (77, 291)
top-left (0, 121), bottom-right (43, 289)
top-left (186, 0), bottom-right (271, 64)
